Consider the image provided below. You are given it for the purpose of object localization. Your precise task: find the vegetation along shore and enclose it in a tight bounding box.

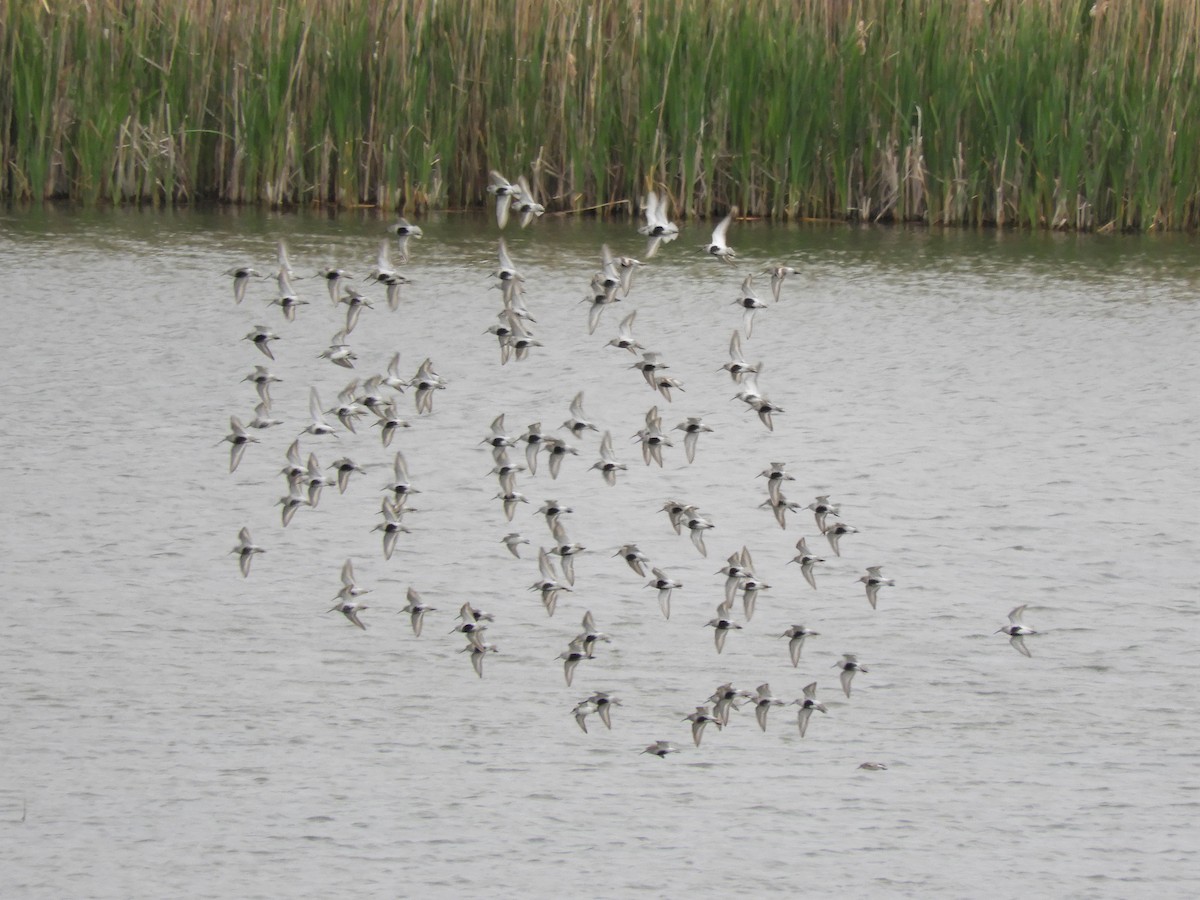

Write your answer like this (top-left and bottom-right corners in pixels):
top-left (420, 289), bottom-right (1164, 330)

top-left (3, 0), bottom-right (1199, 230)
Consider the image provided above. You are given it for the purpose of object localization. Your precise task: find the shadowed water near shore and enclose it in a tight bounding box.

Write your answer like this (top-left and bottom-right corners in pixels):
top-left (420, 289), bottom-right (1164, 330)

top-left (2, 208), bottom-right (1198, 898)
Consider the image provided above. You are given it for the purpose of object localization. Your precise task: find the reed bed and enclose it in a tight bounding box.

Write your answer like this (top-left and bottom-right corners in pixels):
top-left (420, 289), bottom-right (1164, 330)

top-left (3, 0), bottom-right (1200, 229)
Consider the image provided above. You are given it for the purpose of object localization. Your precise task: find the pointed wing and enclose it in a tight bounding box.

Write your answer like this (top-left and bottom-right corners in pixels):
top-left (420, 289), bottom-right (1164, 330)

top-left (393, 450), bottom-right (410, 482)
top-left (497, 238), bottom-right (516, 273)
top-left (538, 547), bottom-right (558, 580)
top-left (711, 210), bottom-right (733, 246)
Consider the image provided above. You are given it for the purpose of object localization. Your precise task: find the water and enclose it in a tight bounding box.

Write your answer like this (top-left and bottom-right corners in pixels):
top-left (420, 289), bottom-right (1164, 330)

top-left (2, 208), bottom-right (1198, 898)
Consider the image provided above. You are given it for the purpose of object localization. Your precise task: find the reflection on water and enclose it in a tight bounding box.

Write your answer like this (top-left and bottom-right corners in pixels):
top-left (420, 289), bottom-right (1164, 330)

top-left (2, 208), bottom-right (1198, 898)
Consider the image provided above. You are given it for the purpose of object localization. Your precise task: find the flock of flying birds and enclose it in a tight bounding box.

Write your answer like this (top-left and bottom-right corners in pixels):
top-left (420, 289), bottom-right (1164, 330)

top-left (222, 170), bottom-right (1037, 765)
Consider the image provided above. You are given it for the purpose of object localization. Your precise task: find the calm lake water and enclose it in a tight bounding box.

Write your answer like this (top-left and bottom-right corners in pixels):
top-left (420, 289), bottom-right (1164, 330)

top-left (2, 206), bottom-right (1198, 898)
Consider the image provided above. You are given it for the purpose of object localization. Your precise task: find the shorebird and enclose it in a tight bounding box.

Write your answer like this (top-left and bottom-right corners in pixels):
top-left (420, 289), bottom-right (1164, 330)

top-left (535, 497), bottom-right (573, 528)
top-left (760, 494), bottom-right (804, 529)
top-left (269, 270), bottom-right (308, 321)
top-left (721, 330), bottom-right (759, 382)
top-left (638, 189), bottom-right (679, 258)
top-left (684, 706), bottom-right (723, 747)
top-left (634, 405), bottom-right (673, 467)
top-left (834, 654), bottom-right (868, 697)
top-left (531, 548), bottom-right (572, 616)
top-left (300, 387), bottom-right (339, 438)
top-left (450, 612), bottom-right (489, 641)
top-left (591, 430), bottom-right (626, 486)
top-left (243, 324), bottom-right (279, 359)
top-left (746, 395), bottom-right (783, 432)
top-left (751, 683), bottom-right (787, 732)
top-left (462, 641), bottom-right (498, 678)
top-left (247, 400), bottom-right (283, 430)
top-left (514, 175), bottom-right (545, 227)
top-left (662, 499), bottom-right (687, 535)
top-left (709, 683), bottom-right (755, 726)
top-left (277, 488), bottom-right (307, 527)
top-left (325, 380), bottom-right (367, 433)
top-left (329, 457), bottom-right (365, 493)
top-left (222, 415), bottom-right (258, 473)
top-left (607, 310), bottom-right (644, 355)
top-left (824, 521), bottom-right (858, 557)
top-left (613, 251), bottom-right (641, 296)
top-left (673, 417), bottom-right (713, 464)
top-left (399, 587), bottom-right (435, 637)
top-left (548, 520), bottom-right (585, 585)
top-left (683, 506), bottom-right (714, 556)
top-left (372, 400), bottom-right (411, 448)
top-left (458, 602), bottom-right (495, 624)
top-left (780, 625), bottom-right (820, 667)
top-left (488, 451), bottom-right (523, 493)
top-left (996, 605), bottom-right (1038, 657)
top-left (614, 543), bottom-right (650, 577)
top-left (716, 546), bottom-right (755, 606)
top-left (645, 567), bottom-right (680, 619)
top-left (654, 373), bottom-right (685, 402)
top-left (789, 537), bottom-right (826, 589)
top-left (503, 314), bottom-right (543, 362)
top-left (318, 329), bottom-right (357, 369)
top-left (352, 374), bottom-right (386, 417)
top-left (740, 575), bottom-right (771, 621)
top-left (808, 495), bottom-right (840, 533)
top-left (326, 287), bottom-right (366, 333)
top-left (792, 682), bottom-right (828, 737)
top-left (231, 527), bottom-right (264, 577)
top-left (373, 498), bottom-right (410, 559)
top-left (558, 639), bottom-right (589, 686)
top-left (334, 559), bottom-right (370, 602)
top-left (583, 282), bottom-right (620, 335)
top-left (224, 265), bottom-right (260, 304)
top-left (733, 273), bottom-right (769, 337)
top-left (631, 352), bottom-right (669, 391)
top-left (759, 461), bottom-right (796, 505)
top-left (859, 566), bottom-right (895, 609)
top-left (763, 264), bottom-right (798, 302)
top-left (382, 450), bottom-right (419, 508)
top-left (365, 240), bottom-right (408, 309)
top-left (410, 358), bottom-right (447, 415)
top-left (641, 740), bottom-right (680, 758)
top-left (242, 365), bottom-right (282, 404)
top-left (483, 413), bottom-right (517, 453)
top-left (592, 243), bottom-right (623, 299)
top-left (561, 392), bottom-right (600, 438)
top-left (501, 533), bottom-right (529, 558)
top-left (705, 600), bottom-right (742, 653)
top-left (572, 700), bottom-right (596, 733)
top-left (495, 490), bottom-right (530, 522)
top-left (704, 206), bottom-right (737, 261)
top-left (388, 217), bottom-right (423, 262)
top-left (486, 170), bottom-right (521, 229)
top-left (317, 266), bottom-right (351, 305)
top-left (492, 237), bottom-right (525, 299)
top-left (543, 437), bottom-right (579, 480)
top-left (302, 452), bottom-right (336, 507)
top-left (588, 692), bottom-right (622, 729)
top-left (575, 610), bottom-right (612, 658)
top-left (328, 599), bottom-right (368, 630)
top-left (380, 352), bottom-right (408, 393)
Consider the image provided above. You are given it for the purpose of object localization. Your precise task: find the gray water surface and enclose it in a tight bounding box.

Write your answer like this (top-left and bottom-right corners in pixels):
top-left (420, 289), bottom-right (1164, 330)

top-left (2, 208), bottom-right (1198, 898)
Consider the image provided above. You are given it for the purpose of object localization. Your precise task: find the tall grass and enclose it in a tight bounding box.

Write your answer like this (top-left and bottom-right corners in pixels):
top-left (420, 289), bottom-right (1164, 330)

top-left (2, 0), bottom-right (1199, 229)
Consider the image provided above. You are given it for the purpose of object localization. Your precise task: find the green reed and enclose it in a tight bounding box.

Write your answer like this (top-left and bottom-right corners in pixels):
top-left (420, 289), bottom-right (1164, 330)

top-left (2, 0), bottom-right (1199, 229)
